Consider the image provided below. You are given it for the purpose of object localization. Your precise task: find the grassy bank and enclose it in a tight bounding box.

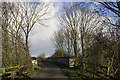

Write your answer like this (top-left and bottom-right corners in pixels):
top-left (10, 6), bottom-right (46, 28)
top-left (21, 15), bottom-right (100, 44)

top-left (30, 66), bottom-right (41, 78)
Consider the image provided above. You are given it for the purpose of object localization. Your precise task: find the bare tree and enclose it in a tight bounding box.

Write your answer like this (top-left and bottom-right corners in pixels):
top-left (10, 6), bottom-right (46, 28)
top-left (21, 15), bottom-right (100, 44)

top-left (61, 5), bottom-right (80, 59)
top-left (10, 2), bottom-right (52, 64)
top-left (98, 1), bottom-right (120, 77)
top-left (59, 5), bottom-right (105, 67)
top-left (63, 26), bottom-right (73, 57)
top-left (1, 2), bottom-right (11, 67)
top-left (99, 0), bottom-right (120, 17)
top-left (52, 28), bottom-right (65, 57)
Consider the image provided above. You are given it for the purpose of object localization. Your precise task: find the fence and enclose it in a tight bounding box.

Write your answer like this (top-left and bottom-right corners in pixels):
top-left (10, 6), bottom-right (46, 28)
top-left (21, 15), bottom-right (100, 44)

top-left (0, 65), bottom-right (32, 79)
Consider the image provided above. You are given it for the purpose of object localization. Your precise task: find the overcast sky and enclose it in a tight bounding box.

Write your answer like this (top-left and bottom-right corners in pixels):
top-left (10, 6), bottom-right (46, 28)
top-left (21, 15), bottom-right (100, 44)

top-left (29, 2), bottom-right (64, 57)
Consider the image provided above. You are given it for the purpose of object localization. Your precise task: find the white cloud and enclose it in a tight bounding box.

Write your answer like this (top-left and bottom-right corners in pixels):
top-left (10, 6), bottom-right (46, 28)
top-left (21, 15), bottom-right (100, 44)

top-left (29, 3), bottom-right (62, 57)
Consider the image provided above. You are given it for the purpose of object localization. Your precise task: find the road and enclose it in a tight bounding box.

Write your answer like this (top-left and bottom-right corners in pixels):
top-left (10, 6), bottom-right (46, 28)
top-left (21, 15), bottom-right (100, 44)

top-left (33, 62), bottom-right (69, 80)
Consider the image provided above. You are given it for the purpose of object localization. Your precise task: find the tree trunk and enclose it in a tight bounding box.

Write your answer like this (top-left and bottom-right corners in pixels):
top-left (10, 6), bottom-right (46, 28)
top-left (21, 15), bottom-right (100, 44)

top-left (117, 42), bottom-right (120, 78)
top-left (81, 34), bottom-right (86, 70)
top-left (74, 40), bottom-right (78, 58)
top-left (2, 2), bottom-right (9, 67)
top-left (25, 34), bottom-right (32, 65)
top-left (74, 38), bottom-right (78, 66)
top-left (68, 39), bottom-right (70, 57)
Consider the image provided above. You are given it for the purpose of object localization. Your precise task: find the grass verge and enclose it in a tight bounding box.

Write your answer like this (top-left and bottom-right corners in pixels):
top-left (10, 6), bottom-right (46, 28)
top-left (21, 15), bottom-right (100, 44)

top-left (47, 61), bottom-right (83, 80)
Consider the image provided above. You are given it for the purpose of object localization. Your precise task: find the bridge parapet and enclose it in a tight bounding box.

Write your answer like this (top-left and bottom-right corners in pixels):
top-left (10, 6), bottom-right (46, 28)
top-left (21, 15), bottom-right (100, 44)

top-left (47, 57), bottom-right (75, 68)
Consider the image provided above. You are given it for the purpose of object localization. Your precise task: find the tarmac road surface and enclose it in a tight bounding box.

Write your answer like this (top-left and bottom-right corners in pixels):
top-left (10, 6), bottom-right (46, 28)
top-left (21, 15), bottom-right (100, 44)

top-left (33, 62), bottom-right (69, 80)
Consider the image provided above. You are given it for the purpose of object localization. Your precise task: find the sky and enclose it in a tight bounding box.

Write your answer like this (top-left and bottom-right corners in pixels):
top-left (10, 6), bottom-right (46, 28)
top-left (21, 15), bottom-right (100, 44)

top-left (28, 1), bottom-right (117, 58)
top-left (29, 2), bottom-right (64, 57)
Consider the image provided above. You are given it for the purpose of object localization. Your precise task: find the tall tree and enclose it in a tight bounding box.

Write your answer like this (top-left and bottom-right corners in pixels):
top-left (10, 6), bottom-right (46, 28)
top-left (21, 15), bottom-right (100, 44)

top-left (11, 2), bottom-right (51, 64)
top-left (60, 4), bottom-right (105, 67)
top-left (52, 28), bottom-right (65, 57)
top-left (99, 1), bottom-right (120, 78)
top-left (1, 2), bottom-right (10, 67)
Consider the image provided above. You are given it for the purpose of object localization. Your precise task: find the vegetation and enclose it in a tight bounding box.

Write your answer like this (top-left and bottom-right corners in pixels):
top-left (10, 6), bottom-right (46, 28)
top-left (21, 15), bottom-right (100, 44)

top-left (50, 49), bottom-right (71, 58)
top-left (0, 2), bottom-right (50, 79)
top-left (37, 53), bottom-right (46, 64)
top-left (1, 1), bottom-right (120, 80)
top-left (51, 2), bottom-right (120, 79)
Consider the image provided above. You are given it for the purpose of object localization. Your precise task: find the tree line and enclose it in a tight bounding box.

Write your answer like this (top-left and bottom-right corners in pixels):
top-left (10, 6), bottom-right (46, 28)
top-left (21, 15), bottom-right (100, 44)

top-left (52, 2), bottom-right (120, 79)
top-left (0, 2), bottom-right (51, 78)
